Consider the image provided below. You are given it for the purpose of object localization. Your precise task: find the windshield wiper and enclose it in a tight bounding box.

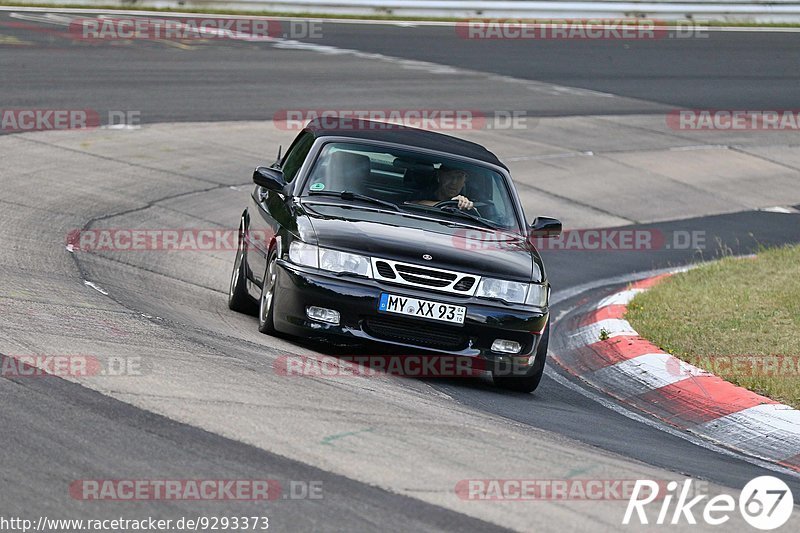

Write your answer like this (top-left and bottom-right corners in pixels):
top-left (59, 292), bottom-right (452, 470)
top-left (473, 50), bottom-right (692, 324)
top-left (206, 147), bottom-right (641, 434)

top-left (402, 202), bottom-right (501, 230)
top-left (307, 190), bottom-right (400, 212)
top-left (437, 206), bottom-right (502, 230)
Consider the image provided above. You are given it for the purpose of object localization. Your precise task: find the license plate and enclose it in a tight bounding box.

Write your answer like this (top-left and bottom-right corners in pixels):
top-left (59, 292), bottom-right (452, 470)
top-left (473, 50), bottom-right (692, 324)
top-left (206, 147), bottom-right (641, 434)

top-left (378, 293), bottom-right (466, 325)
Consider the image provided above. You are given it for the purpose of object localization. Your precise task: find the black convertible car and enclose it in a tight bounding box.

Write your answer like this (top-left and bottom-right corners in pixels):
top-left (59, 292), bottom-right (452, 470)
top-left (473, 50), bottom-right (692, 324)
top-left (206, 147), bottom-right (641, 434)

top-left (228, 118), bottom-right (561, 392)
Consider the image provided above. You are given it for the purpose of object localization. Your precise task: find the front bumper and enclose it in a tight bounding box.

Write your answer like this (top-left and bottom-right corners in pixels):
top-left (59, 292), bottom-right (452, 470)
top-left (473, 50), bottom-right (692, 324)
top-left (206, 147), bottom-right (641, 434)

top-left (272, 260), bottom-right (548, 367)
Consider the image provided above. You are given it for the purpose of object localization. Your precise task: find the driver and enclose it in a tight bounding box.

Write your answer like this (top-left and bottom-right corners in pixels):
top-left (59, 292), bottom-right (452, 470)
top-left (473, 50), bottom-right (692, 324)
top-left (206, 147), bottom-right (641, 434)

top-left (411, 166), bottom-right (474, 210)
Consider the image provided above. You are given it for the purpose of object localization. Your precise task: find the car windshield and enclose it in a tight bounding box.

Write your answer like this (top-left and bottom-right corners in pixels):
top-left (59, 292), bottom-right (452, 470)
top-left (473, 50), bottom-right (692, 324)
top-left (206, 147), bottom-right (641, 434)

top-left (302, 141), bottom-right (519, 230)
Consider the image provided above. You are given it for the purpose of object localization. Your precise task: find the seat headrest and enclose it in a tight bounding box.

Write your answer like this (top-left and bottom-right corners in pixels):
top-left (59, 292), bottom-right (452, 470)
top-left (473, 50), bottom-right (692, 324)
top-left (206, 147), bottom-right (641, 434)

top-left (326, 151), bottom-right (371, 192)
top-left (397, 160), bottom-right (436, 188)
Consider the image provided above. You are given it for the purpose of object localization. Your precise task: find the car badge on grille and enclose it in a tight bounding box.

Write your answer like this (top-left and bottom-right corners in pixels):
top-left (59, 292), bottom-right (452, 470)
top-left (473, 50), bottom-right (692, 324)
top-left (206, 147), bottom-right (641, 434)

top-left (422, 254), bottom-right (433, 261)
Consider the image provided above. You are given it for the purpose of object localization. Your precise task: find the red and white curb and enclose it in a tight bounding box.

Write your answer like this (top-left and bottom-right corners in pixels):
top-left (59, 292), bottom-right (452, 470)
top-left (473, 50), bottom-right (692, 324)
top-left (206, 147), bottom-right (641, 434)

top-left (553, 273), bottom-right (800, 473)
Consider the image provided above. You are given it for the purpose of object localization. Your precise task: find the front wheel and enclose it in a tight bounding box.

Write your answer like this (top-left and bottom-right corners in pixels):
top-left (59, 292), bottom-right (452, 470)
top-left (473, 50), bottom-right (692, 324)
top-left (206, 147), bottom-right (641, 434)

top-left (258, 249), bottom-right (279, 334)
top-left (492, 321), bottom-right (549, 393)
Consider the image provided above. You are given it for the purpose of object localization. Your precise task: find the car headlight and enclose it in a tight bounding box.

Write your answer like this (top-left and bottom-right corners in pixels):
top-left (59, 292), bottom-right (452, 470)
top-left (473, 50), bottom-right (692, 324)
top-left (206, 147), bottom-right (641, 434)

top-left (475, 278), bottom-right (528, 304)
top-left (289, 241), bottom-right (372, 277)
top-left (319, 248), bottom-right (372, 277)
top-left (289, 241), bottom-right (319, 268)
top-left (525, 283), bottom-right (549, 307)
top-left (475, 278), bottom-right (549, 307)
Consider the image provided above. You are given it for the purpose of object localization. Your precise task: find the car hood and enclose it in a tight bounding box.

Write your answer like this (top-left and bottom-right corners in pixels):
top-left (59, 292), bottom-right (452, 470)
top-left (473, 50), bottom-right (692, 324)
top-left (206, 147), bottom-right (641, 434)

top-left (299, 202), bottom-right (542, 282)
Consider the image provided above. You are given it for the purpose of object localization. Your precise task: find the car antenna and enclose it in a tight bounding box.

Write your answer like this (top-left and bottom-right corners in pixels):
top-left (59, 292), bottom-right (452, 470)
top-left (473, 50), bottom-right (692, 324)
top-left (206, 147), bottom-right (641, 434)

top-left (274, 145), bottom-right (282, 166)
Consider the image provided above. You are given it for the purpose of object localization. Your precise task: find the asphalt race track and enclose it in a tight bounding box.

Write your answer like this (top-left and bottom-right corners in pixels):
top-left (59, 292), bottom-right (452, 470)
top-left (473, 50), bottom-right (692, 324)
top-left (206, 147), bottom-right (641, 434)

top-left (2, 11), bottom-right (800, 123)
top-left (1, 9), bottom-right (800, 532)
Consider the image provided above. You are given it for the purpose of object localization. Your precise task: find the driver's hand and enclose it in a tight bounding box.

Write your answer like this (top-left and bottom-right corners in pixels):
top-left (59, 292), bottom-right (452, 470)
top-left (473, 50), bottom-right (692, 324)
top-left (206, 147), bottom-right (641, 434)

top-left (452, 195), bottom-right (473, 210)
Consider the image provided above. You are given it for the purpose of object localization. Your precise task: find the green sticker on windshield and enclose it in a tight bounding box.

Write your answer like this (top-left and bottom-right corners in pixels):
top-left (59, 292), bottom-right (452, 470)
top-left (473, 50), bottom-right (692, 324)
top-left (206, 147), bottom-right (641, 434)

top-left (310, 182), bottom-right (325, 191)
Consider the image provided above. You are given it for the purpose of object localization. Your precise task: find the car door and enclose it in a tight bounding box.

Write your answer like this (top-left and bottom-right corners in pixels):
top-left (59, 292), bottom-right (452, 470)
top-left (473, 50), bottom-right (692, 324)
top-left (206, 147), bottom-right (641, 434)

top-left (246, 130), bottom-right (315, 290)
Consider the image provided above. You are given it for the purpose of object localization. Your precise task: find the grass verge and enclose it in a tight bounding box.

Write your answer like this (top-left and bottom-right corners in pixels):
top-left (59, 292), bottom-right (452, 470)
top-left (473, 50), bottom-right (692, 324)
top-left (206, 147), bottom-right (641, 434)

top-left (2, 2), bottom-right (800, 27)
top-left (626, 244), bottom-right (800, 408)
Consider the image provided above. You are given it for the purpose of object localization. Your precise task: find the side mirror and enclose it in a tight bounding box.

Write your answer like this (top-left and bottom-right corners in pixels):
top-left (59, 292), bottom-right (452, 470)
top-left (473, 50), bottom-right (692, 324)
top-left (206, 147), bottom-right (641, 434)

top-left (253, 166), bottom-right (286, 191)
top-left (530, 216), bottom-right (562, 239)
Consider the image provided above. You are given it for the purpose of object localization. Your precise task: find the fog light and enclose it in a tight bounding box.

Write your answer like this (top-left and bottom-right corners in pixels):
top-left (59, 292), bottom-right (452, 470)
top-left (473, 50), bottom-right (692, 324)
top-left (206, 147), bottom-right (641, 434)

top-left (306, 306), bottom-right (340, 325)
top-left (491, 339), bottom-right (522, 354)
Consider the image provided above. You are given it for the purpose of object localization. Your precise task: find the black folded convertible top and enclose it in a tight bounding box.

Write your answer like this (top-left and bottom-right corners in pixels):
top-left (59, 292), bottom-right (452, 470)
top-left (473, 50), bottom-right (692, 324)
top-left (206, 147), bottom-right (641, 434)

top-left (304, 117), bottom-right (507, 170)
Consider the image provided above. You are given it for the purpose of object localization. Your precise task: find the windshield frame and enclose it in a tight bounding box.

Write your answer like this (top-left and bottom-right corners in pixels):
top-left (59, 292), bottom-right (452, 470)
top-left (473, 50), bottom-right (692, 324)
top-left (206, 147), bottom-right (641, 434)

top-left (293, 136), bottom-right (526, 234)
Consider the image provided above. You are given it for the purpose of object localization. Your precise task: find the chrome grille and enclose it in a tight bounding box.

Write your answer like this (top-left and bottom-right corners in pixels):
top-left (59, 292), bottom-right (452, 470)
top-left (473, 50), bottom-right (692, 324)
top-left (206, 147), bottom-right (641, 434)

top-left (395, 264), bottom-right (455, 287)
top-left (370, 258), bottom-right (480, 296)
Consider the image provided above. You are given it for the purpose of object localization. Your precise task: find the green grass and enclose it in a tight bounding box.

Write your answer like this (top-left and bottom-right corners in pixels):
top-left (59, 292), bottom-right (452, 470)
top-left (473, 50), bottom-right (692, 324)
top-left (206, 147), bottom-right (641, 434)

top-left (2, 2), bottom-right (800, 27)
top-left (626, 245), bottom-right (800, 408)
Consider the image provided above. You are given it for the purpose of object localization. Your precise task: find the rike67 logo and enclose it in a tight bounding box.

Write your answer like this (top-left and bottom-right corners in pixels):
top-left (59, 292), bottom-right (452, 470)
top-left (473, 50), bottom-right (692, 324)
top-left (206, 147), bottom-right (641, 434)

top-left (623, 476), bottom-right (794, 530)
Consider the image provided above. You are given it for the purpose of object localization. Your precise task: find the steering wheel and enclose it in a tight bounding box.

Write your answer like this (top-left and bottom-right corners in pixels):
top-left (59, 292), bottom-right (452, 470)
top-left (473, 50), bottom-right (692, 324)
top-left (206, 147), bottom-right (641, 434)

top-left (433, 199), bottom-right (489, 215)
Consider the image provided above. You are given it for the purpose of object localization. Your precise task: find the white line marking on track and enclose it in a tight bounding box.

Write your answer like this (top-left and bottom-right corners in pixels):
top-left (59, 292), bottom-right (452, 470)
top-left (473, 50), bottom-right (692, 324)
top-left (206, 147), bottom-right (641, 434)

top-left (550, 265), bottom-right (689, 307)
top-left (760, 206), bottom-right (800, 214)
top-left (83, 280), bottom-right (109, 295)
top-left (669, 144), bottom-right (730, 151)
top-left (506, 151), bottom-right (594, 162)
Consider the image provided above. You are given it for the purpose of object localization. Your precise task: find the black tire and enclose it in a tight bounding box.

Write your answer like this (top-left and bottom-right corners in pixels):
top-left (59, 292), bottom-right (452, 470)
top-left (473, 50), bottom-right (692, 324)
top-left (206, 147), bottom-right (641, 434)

top-left (493, 320), bottom-right (550, 393)
top-left (228, 227), bottom-right (256, 314)
top-left (258, 249), bottom-right (279, 334)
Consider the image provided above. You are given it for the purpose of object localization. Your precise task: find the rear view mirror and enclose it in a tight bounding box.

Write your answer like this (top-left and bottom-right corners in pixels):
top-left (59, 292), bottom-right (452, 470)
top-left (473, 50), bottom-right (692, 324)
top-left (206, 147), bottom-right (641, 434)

top-left (530, 216), bottom-right (562, 239)
top-left (253, 166), bottom-right (287, 191)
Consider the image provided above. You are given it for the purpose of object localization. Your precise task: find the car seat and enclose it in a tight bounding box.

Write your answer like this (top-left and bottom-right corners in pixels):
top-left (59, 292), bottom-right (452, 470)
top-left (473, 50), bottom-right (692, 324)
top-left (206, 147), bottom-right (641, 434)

top-left (326, 151), bottom-right (371, 194)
